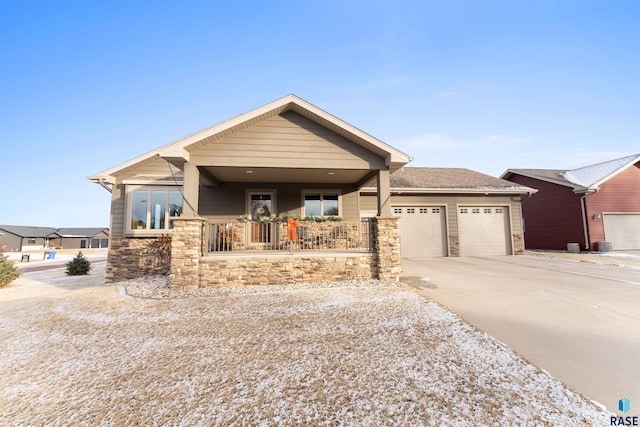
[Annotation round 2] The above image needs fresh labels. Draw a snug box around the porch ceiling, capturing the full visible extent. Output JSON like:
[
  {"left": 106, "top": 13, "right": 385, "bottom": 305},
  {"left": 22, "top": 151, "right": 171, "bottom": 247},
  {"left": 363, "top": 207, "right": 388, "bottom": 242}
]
[{"left": 201, "top": 166, "right": 375, "bottom": 185}]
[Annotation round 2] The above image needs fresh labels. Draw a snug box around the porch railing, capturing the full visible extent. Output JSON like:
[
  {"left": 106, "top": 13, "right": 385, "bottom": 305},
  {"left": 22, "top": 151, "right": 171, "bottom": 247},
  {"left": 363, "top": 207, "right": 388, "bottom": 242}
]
[{"left": 206, "top": 219, "right": 373, "bottom": 254}]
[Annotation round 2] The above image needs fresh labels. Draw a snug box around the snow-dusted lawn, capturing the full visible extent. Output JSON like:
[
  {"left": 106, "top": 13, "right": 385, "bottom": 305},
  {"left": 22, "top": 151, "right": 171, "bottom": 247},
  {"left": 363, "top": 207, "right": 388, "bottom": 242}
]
[{"left": 0, "top": 266, "right": 609, "bottom": 426}]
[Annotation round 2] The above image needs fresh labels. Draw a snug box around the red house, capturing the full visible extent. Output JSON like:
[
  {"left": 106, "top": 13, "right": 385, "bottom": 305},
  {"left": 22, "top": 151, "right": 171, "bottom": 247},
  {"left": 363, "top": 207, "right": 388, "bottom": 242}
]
[{"left": 502, "top": 154, "right": 640, "bottom": 251}]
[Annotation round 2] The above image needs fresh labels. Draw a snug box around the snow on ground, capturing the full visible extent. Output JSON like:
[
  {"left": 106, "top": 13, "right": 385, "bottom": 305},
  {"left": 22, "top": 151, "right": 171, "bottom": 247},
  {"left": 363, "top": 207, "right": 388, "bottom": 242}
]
[{"left": 0, "top": 265, "right": 610, "bottom": 426}]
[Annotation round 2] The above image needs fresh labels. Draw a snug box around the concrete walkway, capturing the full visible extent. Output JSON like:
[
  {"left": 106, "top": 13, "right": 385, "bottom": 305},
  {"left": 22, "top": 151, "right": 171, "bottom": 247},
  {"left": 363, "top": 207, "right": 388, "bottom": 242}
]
[{"left": 401, "top": 255, "right": 640, "bottom": 412}]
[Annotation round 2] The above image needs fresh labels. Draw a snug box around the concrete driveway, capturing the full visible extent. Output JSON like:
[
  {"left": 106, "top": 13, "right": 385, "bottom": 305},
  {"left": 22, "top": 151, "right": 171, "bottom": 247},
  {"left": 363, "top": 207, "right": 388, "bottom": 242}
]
[{"left": 401, "top": 255, "right": 640, "bottom": 412}]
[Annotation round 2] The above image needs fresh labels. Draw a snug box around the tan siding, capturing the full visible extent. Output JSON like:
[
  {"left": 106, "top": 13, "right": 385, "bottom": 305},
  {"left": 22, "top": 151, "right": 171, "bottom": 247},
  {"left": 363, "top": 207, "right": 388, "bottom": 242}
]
[
  {"left": 190, "top": 111, "right": 385, "bottom": 169},
  {"left": 110, "top": 181, "right": 126, "bottom": 237},
  {"left": 116, "top": 156, "right": 183, "bottom": 181},
  {"left": 341, "top": 191, "right": 359, "bottom": 219},
  {"left": 360, "top": 193, "right": 521, "bottom": 235}
]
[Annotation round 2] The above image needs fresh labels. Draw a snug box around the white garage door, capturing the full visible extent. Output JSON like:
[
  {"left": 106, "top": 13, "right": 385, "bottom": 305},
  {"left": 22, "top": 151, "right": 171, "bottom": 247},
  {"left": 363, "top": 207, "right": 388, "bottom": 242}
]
[
  {"left": 395, "top": 207, "right": 447, "bottom": 257},
  {"left": 603, "top": 213, "right": 640, "bottom": 250},
  {"left": 458, "top": 206, "right": 511, "bottom": 256}
]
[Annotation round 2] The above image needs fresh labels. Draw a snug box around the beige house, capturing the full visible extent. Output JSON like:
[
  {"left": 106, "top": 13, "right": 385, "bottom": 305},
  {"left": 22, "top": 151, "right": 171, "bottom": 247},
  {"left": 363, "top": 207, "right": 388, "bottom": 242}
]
[
  {"left": 0, "top": 225, "right": 109, "bottom": 252},
  {"left": 88, "top": 95, "right": 532, "bottom": 288}
]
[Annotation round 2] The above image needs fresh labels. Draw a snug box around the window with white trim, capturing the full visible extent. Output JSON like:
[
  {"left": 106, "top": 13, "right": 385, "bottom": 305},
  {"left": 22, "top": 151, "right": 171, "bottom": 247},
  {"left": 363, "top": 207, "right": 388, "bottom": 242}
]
[
  {"left": 303, "top": 192, "right": 339, "bottom": 216},
  {"left": 394, "top": 208, "right": 402, "bottom": 214},
  {"left": 419, "top": 208, "right": 428, "bottom": 213},
  {"left": 128, "top": 187, "right": 183, "bottom": 232},
  {"left": 496, "top": 208, "right": 504, "bottom": 213},
  {"left": 432, "top": 208, "right": 440, "bottom": 214},
  {"left": 484, "top": 208, "right": 492, "bottom": 213}
]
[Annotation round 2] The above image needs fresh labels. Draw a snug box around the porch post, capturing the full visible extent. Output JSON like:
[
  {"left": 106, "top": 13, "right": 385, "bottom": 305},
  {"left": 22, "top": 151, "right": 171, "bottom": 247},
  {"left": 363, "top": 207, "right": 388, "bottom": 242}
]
[
  {"left": 377, "top": 169, "right": 392, "bottom": 216},
  {"left": 183, "top": 161, "right": 200, "bottom": 217},
  {"left": 169, "top": 217, "right": 205, "bottom": 290},
  {"left": 373, "top": 216, "right": 401, "bottom": 283}
]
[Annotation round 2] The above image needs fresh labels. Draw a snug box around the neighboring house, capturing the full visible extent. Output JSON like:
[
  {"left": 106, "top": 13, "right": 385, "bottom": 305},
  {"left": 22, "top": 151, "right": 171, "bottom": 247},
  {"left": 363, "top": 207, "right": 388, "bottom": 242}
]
[
  {"left": 0, "top": 225, "right": 110, "bottom": 252},
  {"left": 0, "top": 226, "right": 58, "bottom": 252},
  {"left": 55, "top": 228, "right": 110, "bottom": 250},
  {"left": 502, "top": 153, "right": 640, "bottom": 251},
  {"left": 88, "top": 94, "right": 533, "bottom": 288}
]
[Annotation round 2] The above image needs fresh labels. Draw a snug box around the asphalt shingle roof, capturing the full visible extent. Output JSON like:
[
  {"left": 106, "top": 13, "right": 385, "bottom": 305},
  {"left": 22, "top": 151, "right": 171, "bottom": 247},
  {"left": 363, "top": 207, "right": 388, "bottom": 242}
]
[
  {"left": 365, "top": 167, "right": 531, "bottom": 191},
  {"left": 0, "top": 225, "right": 58, "bottom": 238},
  {"left": 0, "top": 226, "right": 108, "bottom": 238}
]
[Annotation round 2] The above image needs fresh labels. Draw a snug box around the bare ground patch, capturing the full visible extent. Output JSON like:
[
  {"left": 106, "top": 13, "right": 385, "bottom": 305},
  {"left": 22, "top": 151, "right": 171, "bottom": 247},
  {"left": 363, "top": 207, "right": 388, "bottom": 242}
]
[{"left": 0, "top": 266, "right": 609, "bottom": 425}]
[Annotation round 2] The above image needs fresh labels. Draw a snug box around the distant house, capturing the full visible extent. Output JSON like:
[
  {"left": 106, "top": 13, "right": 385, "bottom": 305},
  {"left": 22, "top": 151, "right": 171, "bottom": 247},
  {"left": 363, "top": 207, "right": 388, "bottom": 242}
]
[
  {"left": 0, "top": 225, "right": 109, "bottom": 252},
  {"left": 0, "top": 226, "right": 58, "bottom": 252},
  {"left": 55, "top": 228, "right": 110, "bottom": 250},
  {"left": 88, "top": 94, "right": 533, "bottom": 288},
  {"left": 502, "top": 153, "right": 640, "bottom": 251}
]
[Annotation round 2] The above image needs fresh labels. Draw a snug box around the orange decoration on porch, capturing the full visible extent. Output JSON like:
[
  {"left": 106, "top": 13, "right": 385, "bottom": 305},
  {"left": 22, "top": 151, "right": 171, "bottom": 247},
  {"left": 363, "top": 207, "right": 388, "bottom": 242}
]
[{"left": 286, "top": 218, "right": 299, "bottom": 241}]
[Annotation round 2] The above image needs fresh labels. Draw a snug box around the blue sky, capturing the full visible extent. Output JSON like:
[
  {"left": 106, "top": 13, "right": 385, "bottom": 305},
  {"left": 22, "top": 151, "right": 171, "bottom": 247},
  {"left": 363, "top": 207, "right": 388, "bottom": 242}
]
[{"left": 1, "top": 0, "right": 638, "bottom": 227}]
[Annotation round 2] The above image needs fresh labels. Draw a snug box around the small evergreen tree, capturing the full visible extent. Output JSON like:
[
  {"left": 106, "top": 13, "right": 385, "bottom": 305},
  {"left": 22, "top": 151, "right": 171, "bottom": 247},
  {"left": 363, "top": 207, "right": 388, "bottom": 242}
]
[
  {"left": 0, "top": 255, "right": 21, "bottom": 287},
  {"left": 66, "top": 252, "right": 91, "bottom": 276}
]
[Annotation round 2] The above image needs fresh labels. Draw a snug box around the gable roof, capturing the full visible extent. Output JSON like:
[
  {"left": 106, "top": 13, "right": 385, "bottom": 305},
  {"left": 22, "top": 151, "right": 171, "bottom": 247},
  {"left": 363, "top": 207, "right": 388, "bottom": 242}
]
[
  {"left": 88, "top": 94, "right": 412, "bottom": 184},
  {"left": 56, "top": 228, "right": 109, "bottom": 238},
  {"left": 0, "top": 225, "right": 58, "bottom": 238},
  {"left": 0, "top": 226, "right": 109, "bottom": 238},
  {"left": 363, "top": 167, "right": 535, "bottom": 194},
  {"left": 502, "top": 153, "right": 640, "bottom": 192}
]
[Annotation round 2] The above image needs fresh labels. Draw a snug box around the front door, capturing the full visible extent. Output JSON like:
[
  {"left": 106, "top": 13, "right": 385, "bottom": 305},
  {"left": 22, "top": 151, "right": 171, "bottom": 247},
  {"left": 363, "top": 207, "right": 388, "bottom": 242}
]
[{"left": 248, "top": 192, "right": 275, "bottom": 245}]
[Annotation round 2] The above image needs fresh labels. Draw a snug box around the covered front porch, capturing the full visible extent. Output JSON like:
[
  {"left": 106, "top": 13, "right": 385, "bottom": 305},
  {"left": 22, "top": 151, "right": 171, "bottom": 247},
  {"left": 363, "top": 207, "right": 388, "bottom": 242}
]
[
  {"left": 169, "top": 216, "right": 400, "bottom": 288},
  {"left": 155, "top": 97, "right": 411, "bottom": 288}
]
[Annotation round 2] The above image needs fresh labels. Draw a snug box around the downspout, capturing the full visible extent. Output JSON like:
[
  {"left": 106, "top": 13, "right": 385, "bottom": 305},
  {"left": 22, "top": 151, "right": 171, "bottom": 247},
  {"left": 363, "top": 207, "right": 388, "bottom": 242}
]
[{"left": 579, "top": 189, "right": 599, "bottom": 251}]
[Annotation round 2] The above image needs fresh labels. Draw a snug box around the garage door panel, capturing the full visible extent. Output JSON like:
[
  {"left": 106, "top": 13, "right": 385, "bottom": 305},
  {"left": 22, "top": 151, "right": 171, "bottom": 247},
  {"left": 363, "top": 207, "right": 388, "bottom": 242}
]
[
  {"left": 603, "top": 214, "right": 640, "bottom": 250},
  {"left": 458, "top": 207, "right": 511, "bottom": 256},
  {"left": 396, "top": 207, "right": 447, "bottom": 257}
]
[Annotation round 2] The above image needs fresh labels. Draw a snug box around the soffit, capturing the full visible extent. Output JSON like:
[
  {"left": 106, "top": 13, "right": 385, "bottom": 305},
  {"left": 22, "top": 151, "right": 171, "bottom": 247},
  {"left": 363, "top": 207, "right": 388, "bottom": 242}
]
[{"left": 201, "top": 166, "right": 371, "bottom": 184}]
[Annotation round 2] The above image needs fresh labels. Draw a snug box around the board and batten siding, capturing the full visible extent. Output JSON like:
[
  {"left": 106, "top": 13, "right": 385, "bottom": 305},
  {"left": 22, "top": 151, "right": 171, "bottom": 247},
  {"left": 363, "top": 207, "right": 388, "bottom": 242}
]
[{"left": 189, "top": 111, "right": 386, "bottom": 169}]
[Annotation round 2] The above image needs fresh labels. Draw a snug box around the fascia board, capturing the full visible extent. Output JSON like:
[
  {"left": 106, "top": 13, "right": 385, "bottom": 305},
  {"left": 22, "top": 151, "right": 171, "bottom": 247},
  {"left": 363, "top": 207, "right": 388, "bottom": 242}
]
[
  {"left": 503, "top": 169, "right": 585, "bottom": 192},
  {"left": 360, "top": 186, "right": 536, "bottom": 195},
  {"left": 158, "top": 94, "right": 411, "bottom": 164},
  {"left": 287, "top": 96, "right": 411, "bottom": 164}
]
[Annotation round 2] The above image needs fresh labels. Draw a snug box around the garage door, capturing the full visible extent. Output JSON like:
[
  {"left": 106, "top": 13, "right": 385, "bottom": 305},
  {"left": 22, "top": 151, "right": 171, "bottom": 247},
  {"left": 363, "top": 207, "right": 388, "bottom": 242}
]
[
  {"left": 458, "top": 206, "right": 511, "bottom": 256},
  {"left": 395, "top": 207, "right": 447, "bottom": 257},
  {"left": 603, "top": 213, "right": 640, "bottom": 250}
]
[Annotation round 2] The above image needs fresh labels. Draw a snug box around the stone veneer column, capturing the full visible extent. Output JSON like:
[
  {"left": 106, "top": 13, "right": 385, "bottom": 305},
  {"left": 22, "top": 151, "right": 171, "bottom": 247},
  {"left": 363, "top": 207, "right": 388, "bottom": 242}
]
[
  {"left": 373, "top": 216, "right": 401, "bottom": 283},
  {"left": 170, "top": 217, "right": 206, "bottom": 290}
]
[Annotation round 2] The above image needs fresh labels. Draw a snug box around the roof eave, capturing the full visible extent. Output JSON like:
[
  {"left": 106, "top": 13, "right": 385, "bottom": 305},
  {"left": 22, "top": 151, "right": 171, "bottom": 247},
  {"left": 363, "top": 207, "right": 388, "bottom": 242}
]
[
  {"left": 361, "top": 186, "right": 536, "bottom": 195},
  {"left": 502, "top": 169, "right": 584, "bottom": 191}
]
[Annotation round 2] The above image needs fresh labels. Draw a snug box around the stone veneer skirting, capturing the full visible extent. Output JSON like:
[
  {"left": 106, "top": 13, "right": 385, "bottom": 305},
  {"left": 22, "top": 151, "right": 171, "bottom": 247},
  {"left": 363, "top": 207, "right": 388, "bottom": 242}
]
[
  {"left": 106, "top": 236, "right": 171, "bottom": 283},
  {"left": 193, "top": 253, "right": 375, "bottom": 289},
  {"left": 169, "top": 216, "right": 402, "bottom": 289}
]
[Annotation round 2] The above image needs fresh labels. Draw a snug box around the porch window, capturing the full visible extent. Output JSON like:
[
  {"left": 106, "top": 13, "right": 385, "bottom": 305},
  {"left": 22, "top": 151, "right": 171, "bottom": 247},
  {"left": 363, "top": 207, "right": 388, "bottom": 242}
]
[
  {"left": 304, "top": 192, "right": 339, "bottom": 216},
  {"left": 128, "top": 187, "right": 183, "bottom": 233}
]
